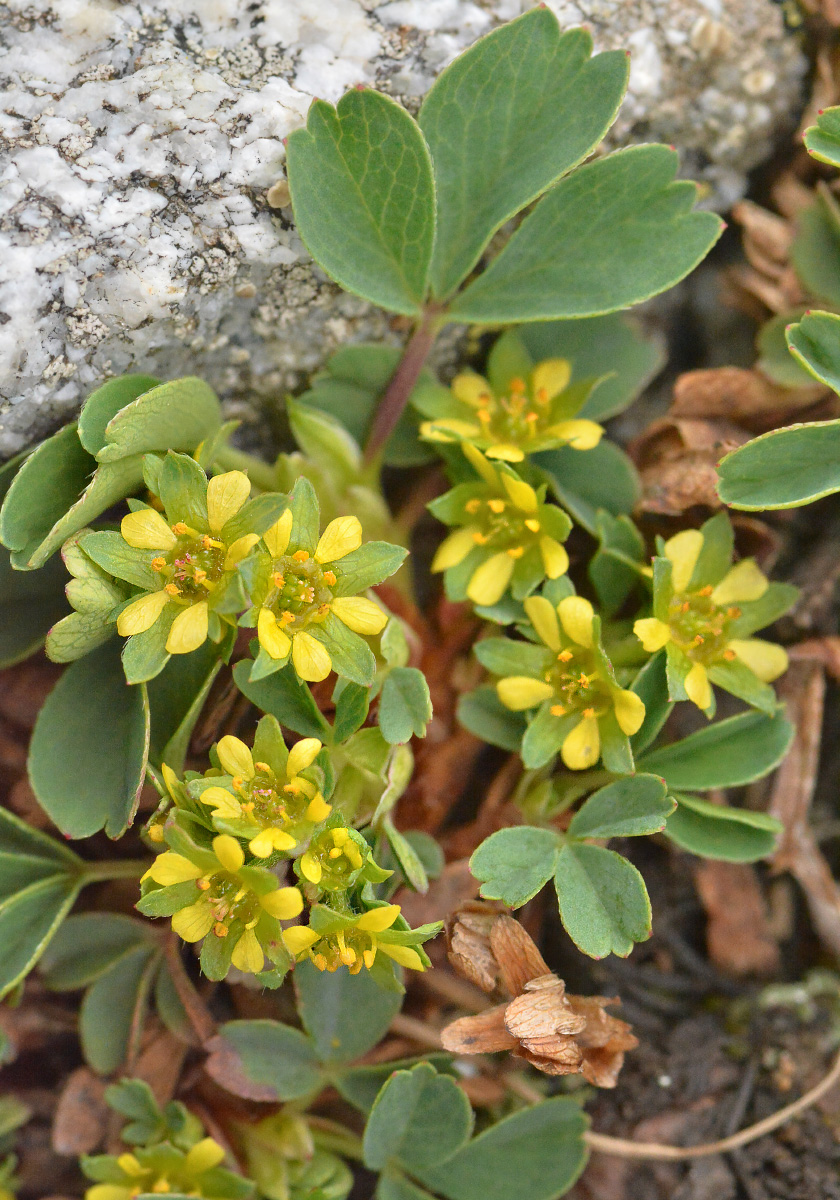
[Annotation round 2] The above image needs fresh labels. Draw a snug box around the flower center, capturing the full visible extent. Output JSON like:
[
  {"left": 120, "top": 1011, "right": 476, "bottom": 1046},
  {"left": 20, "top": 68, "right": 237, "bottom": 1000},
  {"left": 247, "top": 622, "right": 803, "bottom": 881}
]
[
  {"left": 308, "top": 828, "right": 364, "bottom": 885},
  {"left": 464, "top": 497, "right": 539, "bottom": 551},
  {"left": 153, "top": 534, "right": 226, "bottom": 602},
  {"left": 266, "top": 553, "right": 336, "bottom": 629},
  {"left": 198, "top": 871, "right": 259, "bottom": 938},
  {"left": 546, "top": 649, "right": 611, "bottom": 719},
  {"left": 310, "top": 927, "right": 373, "bottom": 975},
  {"left": 472, "top": 378, "right": 549, "bottom": 445},
  {"left": 667, "top": 588, "right": 740, "bottom": 664},
  {"left": 235, "top": 766, "right": 310, "bottom": 829}
]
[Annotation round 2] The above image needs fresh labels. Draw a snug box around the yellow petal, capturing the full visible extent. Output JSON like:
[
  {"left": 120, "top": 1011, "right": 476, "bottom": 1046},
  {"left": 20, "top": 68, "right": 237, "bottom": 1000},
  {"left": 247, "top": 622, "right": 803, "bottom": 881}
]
[
  {"left": 664, "top": 529, "right": 703, "bottom": 593},
  {"left": 264, "top": 508, "right": 293, "bottom": 557},
  {"left": 87, "top": 1186, "right": 135, "bottom": 1200},
  {"left": 467, "top": 552, "right": 514, "bottom": 606},
  {"left": 120, "top": 508, "right": 176, "bottom": 551},
  {"left": 250, "top": 828, "right": 294, "bottom": 857},
  {"left": 711, "top": 560, "right": 768, "bottom": 605},
  {"left": 161, "top": 763, "right": 180, "bottom": 801},
  {"left": 216, "top": 735, "right": 255, "bottom": 780},
  {"left": 485, "top": 443, "right": 525, "bottom": 462},
  {"left": 420, "top": 418, "right": 480, "bottom": 442},
  {"left": 729, "top": 638, "right": 788, "bottom": 682},
  {"left": 292, "top": 630, "right": 332, "bottom": 682},
  {"left": 282, "top": 926, "right": 320, "bottom": 957},
  {"left": 496, "top": 676, "right": 555, "bottom": 711},
  {"left": 531, "top": 357, "right": 571, "bottom": 402},
  {"left": 146, "top": 852, "right": 202, "bottom": 886},
  {"left": 500, "top": 472, "right": 538, "bottom": 513},
  {"left": 212, "top": 833, "right": 244, "bottom": 873},
  {"left": 684, "top": 662, "right": 712, "bottom": 710},
  {"left": 461, "top": 441, "right": 499, "bottom": 487},
  {"left": 201, "top": 786, "right": 243, "bottom": 819},
  {"left": 539, "top": 536, "right": 569, "bottom": 580},
  {"left": 377, "top": 942, "right": 424, "bottom": 971},
  {"left": 557, "top": 595, "right": 595, "bottom": 647},
  {"left": 231, "top": 928, "right": 264, "bottom": 974},
  {"left": 258, "top": 608, "right": 292, "bottom": 660},
  {"left": 306, "top": 793, "right": 332, "bottom": 822},
  {"left": 547, "top": 419, "right": 603, "bottom": 451},
  {"left": 184, "top": 1138, "right": 226, "bottom": 1174},
  {"left": 356, "top": 903, "right": 401, "bottom": 932},
  {"left": 634, "top": 617, "right": 671, "bottom": 652},
  {"left": 431, "top": 526, "right": 477, "bottom": 572},
  {"left": 224, "top": 533, "right": 260, "bottom": 569},
  {"left": 524, "top": 595, "right": 560, "bottom": 650},
  {"left": 300, "top": 850, "right": 322, "bottom": 884},
  {"left": 287, "top": 737, "right": 322, "bottom": 777},
  {"left": 452, "top": 372, "right": 492, "bottom": 408},
  {"left": 171, "top": 901, "right": 214, "bottom": 943},
  {"left": 166, "top": 601, "right": 209, "bottom": 654},
  {"left": 613, "top": 688, "right": 646, "bottom": 736},
  {"left": 207, "top": 470, "right": 251, "bottom": 532},
  {"left": 561, "top": 716, "right": 600, "bottom": 770},
  {"left": 116, "top": 1154, "right": 143, "bottom": 1177},
  {"left": 315, "top": 515, "right": 362, "bottom": 564},
  {"left": 260, "top": 886, "right": 305, "bottom": 920},
  {"left": 330, "top": 595, "right": 388, "bottom": 636},
  {"left": 117, "top": 589, "right": 169, "bottom": 637}
]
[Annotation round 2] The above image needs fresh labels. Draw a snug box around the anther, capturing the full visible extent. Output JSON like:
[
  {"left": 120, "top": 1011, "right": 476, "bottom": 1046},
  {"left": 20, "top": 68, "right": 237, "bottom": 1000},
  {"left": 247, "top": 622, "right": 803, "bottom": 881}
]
[
  {"left": 293, "top": 550, "right": 309, "bottom": 562},
  {"left": 151, "top": 557, "right": 166, "bottom": 571},
  {"left": 323, "top": 570, "right": 337, "bottom": 586},
  {"left": 487, "top": 498, "right": 506, "bottom": 513},
  {"left": 164, "top": 583, "right": 181, "bottom": 596},
  {"left": 507, "top": 545, "right": 525, "bottom": 558}
]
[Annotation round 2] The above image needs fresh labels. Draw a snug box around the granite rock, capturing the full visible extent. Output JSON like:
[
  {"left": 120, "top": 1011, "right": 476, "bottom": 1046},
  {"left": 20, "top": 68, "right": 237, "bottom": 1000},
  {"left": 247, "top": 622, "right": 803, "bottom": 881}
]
[{"left": 0, "top": 0, "right": 806, "bottom": 457}]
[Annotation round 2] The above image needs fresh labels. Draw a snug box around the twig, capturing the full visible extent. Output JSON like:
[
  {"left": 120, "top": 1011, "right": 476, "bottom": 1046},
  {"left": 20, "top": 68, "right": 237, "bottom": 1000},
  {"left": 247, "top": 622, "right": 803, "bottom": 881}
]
[
  {"left": 390, "top": 1012, "right": 840, "bottom": 1162},
  {"left": 363, "top": 307, "right": 442, "bottom": 464},
  {"left": 163, "top": 933, "right": 216, "bottom": 1044}
]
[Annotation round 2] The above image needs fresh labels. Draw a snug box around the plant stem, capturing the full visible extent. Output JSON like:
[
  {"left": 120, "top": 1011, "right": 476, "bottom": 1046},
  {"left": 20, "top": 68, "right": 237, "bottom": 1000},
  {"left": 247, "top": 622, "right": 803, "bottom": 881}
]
[
  {"left": 214, "top": 444, "right": 279, "bottom": 493},
  {"left": 164, "top": 933, "right": 217, "bottom": 1044},
  {"left": 363, "top": 306, "right": 443, "bottom": 465},
  {"left": 80, "top": 858, "right": 150, "bottom": 884}
]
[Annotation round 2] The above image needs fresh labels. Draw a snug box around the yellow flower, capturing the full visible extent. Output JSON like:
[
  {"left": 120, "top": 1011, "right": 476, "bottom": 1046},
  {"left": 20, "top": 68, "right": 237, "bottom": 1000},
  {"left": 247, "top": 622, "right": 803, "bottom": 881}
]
[
  {"left": 298, "top": 823, "right": 369, "bottom": 891},
  {"left": 83, "top": 1137, "right": 230, "bottom": 1200},
  {"left": 283, "top": 904, "right": 425, "bottom": 975}
]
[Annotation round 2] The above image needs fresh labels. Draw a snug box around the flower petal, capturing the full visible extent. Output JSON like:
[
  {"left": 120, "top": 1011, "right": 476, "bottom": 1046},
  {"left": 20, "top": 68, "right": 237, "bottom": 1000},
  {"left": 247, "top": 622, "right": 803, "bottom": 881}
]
[
  {"left": 120, "top": 509, "right": 176, "bottom": 551},
  {"left": 315, "top": 515, "right": 362, "bottom": 564},
  {"left": 684, "top": 662, "right": 712, "bottom": 710},
  {"left": 171, "top": 901, "right": 214, "bottom": 943},
  {"left": 201, "top": 786, "right": 243, "bottom": 819},
  {"left": 146, "top": 852, "right": 202, "bottom": 886},
  {"left": 184, "top": 1138, "right": 226, "bottom": 1174},
  {"left": 117, "top": 589, "right": 169, "bottom": 637},
  {"left": 330, "top": 595, "right": 388, "bottom": 635},
  {"left": 467, "top": 552, "right": 514, "bottom": 606},
  {"left": 634, "top": 617, "right": 671, "bottom": 652},
  {"left": 561, "top": 716, "right": 600, "bottom": 770},
  {"left": 453, "top": 372, "right": 492, "bottom": 408},
  {"left": 207, "top": 471, "right": 251, "bottom": 532},
  {"left": 306, "top": 793, "right": 332, "bottom": 822},
  {"left": 258, "top": 608, "right": 292, "bottom": 660},
  {"left": 291, "top": 631, "right": 332, "bottom": 682},
  {"left": 249, "top": 828, "right": 296, "bottom": 857},
  {"left": 496, "top": 676, "right": 555, "bottom": 711},
  {"left": 485, "top": 444, "right": 525, "bottom": 462},
  {"left": 531, "top": 358, "right": 571, "bottom": 402},
  {"left": 260, "top": 886, "right": 305, "bottom": 920},
  {"left": 420, "top": 418, "right": 480, "bottom": 442},
  {"left": 729, "top": 638, "right": 788, "bottom": 682},
  {"left": 216, "top": 735, "right": 255, "bottom": 780},
  {"left": 500, "top": 472, "right": 538, "bottom": 513},
  {"left": 356, "top": 904, "right": 401, "bottom": 932},
  {"left": 166, "top": 601, "right": 209, "bottom": 654},
  {"left": 711, "top": 560, "right": 768, "bottom": 605},
  {"left": 224, "top": 533, "right": 260, "bottom": 569},
  {"left": 613, "top": 688, "right": 646, "bottom": 736},
  {"left": 287, "top": 737, "right": 322, "bottom": 777},
  {"left": 431, "top": 526, "right": 478, "bottom": 572},
  {"left": 231, "top": 928, "right": 264, "bottom": 974},
  {"left": 461, "top": 441, "right": 499, "bottom": 487},
  {"left": 557, "top": 595, "right": 595, "bottom": 648},
  {"left": 524, "top": 595, "right": 561, "bottom": 650},
  {"left": 264, "top": 508, "right": 293, "bottom": 558},
  {"left": 539, "top": 535, "right": 569, "bottom": 580},
  {"left": 547, "top": 419, "right": 603, "bottom": 451},
  {"left": 212, "top": 833, "right": 244, "bottom": 873},
  {"left": 377, "top": 942, "right": 425, "bottom": 970},
  {"left": 299, "top": 850, "right": 322, "bottom": 884},
  {"left": 664, "top": 529, "right": 703, "bottom": 593},
  {"left": 87, "top": 1186, "right": 136, "bottom": 1200},
  {"left": 283, "top": 926, "right": 320, "bottom": 957}
]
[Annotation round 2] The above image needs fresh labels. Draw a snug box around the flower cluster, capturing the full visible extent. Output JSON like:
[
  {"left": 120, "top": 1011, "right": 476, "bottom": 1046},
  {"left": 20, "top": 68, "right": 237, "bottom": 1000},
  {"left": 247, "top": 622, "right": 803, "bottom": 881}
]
[
  {"left": 633, "top": 513, "right": 796, "bottom": 715},
  {"left": 283, "top": 901, "right": 435, "bottom": 977},
  {"left": 82, "top": 1136, "right": 250, "bottom": 1200},
  {"left": 483, "top": 592, "right": 645, "bottom": 772},
  {"left": 429, "top": 444, "right": 572, "bottom": 608},
  {"left": 413, "top": 333, "right": 603, "bottom": 463}
]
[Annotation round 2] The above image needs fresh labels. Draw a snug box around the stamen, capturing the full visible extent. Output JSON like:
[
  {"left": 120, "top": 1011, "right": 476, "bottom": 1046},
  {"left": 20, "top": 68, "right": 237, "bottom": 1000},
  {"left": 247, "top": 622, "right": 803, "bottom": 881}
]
[
  {"left": 272, "top": 572, "right": 286, "bottom": 588},
  {"left": 558, "top": 650, "right": 573, "bottom": 662},
  {"left": 698, "top": 585, "right": 714, "bottom": 596},
  {"left": 293, "top": 550, "right": 309, "bottom": 562},
  {"left": 151, "top": 557, "right": 166, "bottom": 571},
  {"left": 524, "top": 518, "right": 540, "bottom": 532},
  {"left": 213, "top": 922, "right": 228, "bottom": 937},
  {"left": 164, "top": 583, "right": 181, "bottom": 596},
  {"left": 465, "top": 499, "right": 482, "bottom": 514},
  {"left": 550, "top": 704, "right": 566, "bottom": 716},
  {"left": 487, "top": 499, "right": 506, "bottom": 514},
  {"left": 506, "top": 545, "right": 525, "bottom": 558},
  {"left": 323, "top": 570, "right": 337, "bottom": 586}
]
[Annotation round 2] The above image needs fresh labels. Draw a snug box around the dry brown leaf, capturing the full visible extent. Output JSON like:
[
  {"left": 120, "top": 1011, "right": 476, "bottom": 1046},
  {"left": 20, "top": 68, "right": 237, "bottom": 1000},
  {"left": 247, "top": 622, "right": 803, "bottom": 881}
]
[
  {"left": 693, "top": 860, "right": 780, "bottom": 976},
  {"left": 440, "top": 1005, "right": 517, "bottom": 1054},
  {"left": 446, "top": 901, "right": 508, "bottom": 993},
  {"left": 669, "top": 369, "right": 826, "bottom": 430},
  {"left": 504, "top": 977, "right": 586, "bottom": 1041},
  {"left": 51, "top": 1068, "right": 109, "bottom": 1156},
  {"left": 490, "top": 914, "right": 551, "bottom": 997}
]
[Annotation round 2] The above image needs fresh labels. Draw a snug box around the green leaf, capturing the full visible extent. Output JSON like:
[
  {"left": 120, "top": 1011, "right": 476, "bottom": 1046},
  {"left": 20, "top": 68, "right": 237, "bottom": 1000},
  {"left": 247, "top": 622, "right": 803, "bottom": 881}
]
[
  {"left": 40, "top": 913, "right": 152, "bottom": 990},
  {"left": 416, "top": 1097, "right": 588, "bottom": 1200},
  {"left": 206, "top": 1020, "right": 322, "bottom": 1102},
  {"left": 589, "top": 512, "right": 645, "bottom": 614},
  {"left": 332, "top": 681, "right": 370, "bottom": 743},
  {"left": 471, "top": 826, "right": 559, "bottom": 909},
  {"left": 717, "top": 418, "right": 840, "bottom": 510},
  {"left": 756, "top": 310, "right": 814, "bottom": 388},
  {"left": 638, "top": 710, "right": 794, "bottom": 790},
  {"left": 665, "top": 793, "right": 782, "bottom": 862},
  {"left": 332, "top": 542, "right": 408, "bottom": 596},
  {"left": 295, "top": 958, "right": 401, "bottom": 1065},
  {"left": 28, "top": 639, "right": 150, "bottom": 838},
  {"left": 378, "top": 668, "right": 432, "bottom": 744},
  {"left": 519, "top": 314, "right": 664, "bottom": 421},
  {"left": 805, "top": 104, "right": 840, "bottom": 167},
  {"left": 473, "top": 638, "right": 548, "bottom": 679},
  {"left": 94, "top": 377, "right": 222, "bottom": 464},
  {"left": 536, "top": 440, "right": 641, "bottom": 533},
  {"left": 449, "top": 145, "right": 723, "bottom": 323},
  {"left": 77, "top": 374, "right": 161, "bottom": 455},
  {"left": 80, "top": 945, "right": 156, "bottom": 1074},
  {"left": 567, "top": 775, "right": 673, "bottom": 840},
  {"left": 146, "top": 641, "right": 222, "bottom": 771},
  {"left": 287, "top": 90, "right": 435, "bottom": 315},
  {"left": 363, "top": 1063, "right": 473, "bottom": 1172},
  {"left": 788, "top": 309, "right": 840, "bottom": 395},
  {"left": 456, "top": 686, "right": 526, "bottom": 752},
  {"left": 790, "top": 199, "right": 840, "bottom": 309},
  {"left": 232, "top": 659, "right": 331, "bottom": 740},
  {"left": 418, "top": 11, "right": 628, "bottom": 299},
  {"left": 376, "top": 1175, "right": 438, "bottom": 1200},
  {"left": 335, "top": 1055, "right": 455, "bottom": 1115},
  {"left": 554, "top": 843, "right": 651, "bottom": 958},
  {"left": 0, "top": 547, "right": 69, "bottom": 668},
  {"left": 383, "top": 820, "right": 429, "bottom": 893},
  {"left": 629, "top": 650, "right": 673, "bottom": 756}
]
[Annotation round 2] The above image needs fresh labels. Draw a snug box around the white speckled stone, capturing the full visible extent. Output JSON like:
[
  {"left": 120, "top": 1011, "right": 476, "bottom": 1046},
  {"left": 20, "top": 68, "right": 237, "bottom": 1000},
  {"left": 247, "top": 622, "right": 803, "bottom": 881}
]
[{"left": 0, "top": 0, "right": 805, "bottom": 456}]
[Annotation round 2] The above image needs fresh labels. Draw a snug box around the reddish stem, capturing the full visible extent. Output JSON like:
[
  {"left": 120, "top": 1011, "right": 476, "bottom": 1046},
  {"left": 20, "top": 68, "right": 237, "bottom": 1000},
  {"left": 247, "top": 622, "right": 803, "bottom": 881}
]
[{"left": 363, "top": 306, "right": 442, "bottom": 464}]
